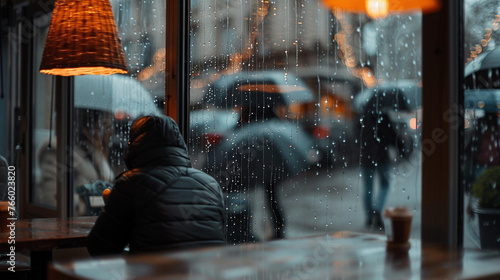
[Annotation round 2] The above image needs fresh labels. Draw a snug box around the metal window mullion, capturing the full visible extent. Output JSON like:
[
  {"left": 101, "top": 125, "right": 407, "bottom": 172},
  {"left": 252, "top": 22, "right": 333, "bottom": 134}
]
[
  {"left": 450, "top": 0, "right": 464, "bottom": 250},
  {"left": 55, "top": 76, "right": 74, "bottom": 218},
  {"left": 421, "top": 0, "right": 463, "bottom": 249},
  {"left": 165, "top": 0, "right": 190, "bottom": 142}
]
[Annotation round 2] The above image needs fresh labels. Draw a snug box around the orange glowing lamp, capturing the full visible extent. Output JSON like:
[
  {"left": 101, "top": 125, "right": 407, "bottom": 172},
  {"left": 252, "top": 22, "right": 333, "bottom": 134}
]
[
  {"left": 366, "top": 0, "right": 389, "bottom": 19},
  {"left": 321, "top": 0, "right": 441, "bottom": 19},
  {"left": 39, "top": 0, "right": 128, "bottom": 76}
]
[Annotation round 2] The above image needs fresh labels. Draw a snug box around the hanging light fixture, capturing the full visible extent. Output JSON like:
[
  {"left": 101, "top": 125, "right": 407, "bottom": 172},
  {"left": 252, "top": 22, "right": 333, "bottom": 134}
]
[
  {"left": 39, "top": 0, "right": 128, "bottom": 76},
  {"left": 322, "top": 0, "right": 441, "bottom": 19},
  {"left": 365, "top": 0, "right": 389, "bottom": 19}
]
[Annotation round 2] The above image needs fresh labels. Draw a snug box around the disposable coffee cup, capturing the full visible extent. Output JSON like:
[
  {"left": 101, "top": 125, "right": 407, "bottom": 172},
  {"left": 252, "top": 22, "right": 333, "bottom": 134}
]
[
  {"left": 0, "top": 201, "right": 10, "bottom": 233},
  {"left": 102, "top": 188, "right": 111, "bottom": 203},
  {"left": 384, "top": 207, "right": 413, "bottom": 249}
]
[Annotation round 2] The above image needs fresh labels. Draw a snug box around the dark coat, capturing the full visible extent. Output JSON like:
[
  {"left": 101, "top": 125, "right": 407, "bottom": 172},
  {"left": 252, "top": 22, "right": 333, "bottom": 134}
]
[
  {"left": 360, "top": 112, "right": 398, "bottom": 166},
  {"left": 87, "top": 115, "right": 225, "bottom": 256}
]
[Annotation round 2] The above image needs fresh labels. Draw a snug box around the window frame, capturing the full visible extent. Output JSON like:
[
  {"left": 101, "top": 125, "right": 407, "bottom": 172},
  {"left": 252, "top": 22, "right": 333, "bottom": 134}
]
[
  {"left": 165, "top": 0, "right": 190, "bottom": 140},
  {"left": 18, "top": 2, "right": 75, "bottom": 218},
  {"left": 18, "top": 2, "right": 73, "bottom": 218},
  {"left": 421, "top": 0, "right": 464, "bottom": 249}
]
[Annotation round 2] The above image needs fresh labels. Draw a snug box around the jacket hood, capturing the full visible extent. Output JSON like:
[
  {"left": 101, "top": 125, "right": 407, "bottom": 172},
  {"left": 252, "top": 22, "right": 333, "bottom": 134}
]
[{"left": 124, "top": 115, "right": 191, "bottom": 169}]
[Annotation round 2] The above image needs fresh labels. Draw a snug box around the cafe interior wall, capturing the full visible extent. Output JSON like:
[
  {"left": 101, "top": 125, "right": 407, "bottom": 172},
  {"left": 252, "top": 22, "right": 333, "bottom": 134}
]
[
  {"left": 0, "top": 2, "right": 20, "bottom": 176},
  {"left": 0, "top": 37, "right": 6, "bottom": 159},
  {"left": 0, "top": 0, "right": 479, "bottom": 249}
]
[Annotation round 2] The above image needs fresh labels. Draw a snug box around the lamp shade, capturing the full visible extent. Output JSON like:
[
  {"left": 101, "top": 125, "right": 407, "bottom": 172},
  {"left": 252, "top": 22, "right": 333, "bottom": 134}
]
[
  {"left": 39, "top": 0, "right": 128, "bottom": 76},
  {"left": 322, "top": 0, "right": 441, "bottom": 15}
]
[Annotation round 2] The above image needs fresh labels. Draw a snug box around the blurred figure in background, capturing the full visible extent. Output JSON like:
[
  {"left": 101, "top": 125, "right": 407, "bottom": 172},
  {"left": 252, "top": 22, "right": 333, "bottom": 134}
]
[
  {"left": 37, "top": 109, "right": 114, "bottom": 215},
  {"left": 360, "top": 111, "right": 398, "bottom": 231},
  {"left": 473, "top": 113, "right": 500, "bottom": 177},
  {"left": 137, "top": 48, "right": 166, "bottom": 109}
]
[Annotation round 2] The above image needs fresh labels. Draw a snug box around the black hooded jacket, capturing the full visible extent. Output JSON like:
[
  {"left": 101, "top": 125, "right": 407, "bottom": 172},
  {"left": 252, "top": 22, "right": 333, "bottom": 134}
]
[{"left": 87, "top": 115, "right": 225, "bottom": 256}]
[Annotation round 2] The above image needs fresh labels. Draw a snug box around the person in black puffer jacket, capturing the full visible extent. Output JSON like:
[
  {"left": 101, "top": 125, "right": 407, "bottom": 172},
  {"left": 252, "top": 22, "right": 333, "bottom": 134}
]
[{"left": 86, "top": 115, "right": 225, "bottom": 256}]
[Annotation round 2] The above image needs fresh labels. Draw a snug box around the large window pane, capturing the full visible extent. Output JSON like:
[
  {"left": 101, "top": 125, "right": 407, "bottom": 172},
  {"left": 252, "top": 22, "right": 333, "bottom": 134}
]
[
  {"left": 463, "top": 0, "right": 500, "bottom": 250},
  {"left": 33, "top": 0, "right": 165, "bottom": 216},
  {"left": 189, "top": 0, "right": 422, "bottom": 243},
  {"left": 71, "top": 0, "right": 165, "bottom": 216}
]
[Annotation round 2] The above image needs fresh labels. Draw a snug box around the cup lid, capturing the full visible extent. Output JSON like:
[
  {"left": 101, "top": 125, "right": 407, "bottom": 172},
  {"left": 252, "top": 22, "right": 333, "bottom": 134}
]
[{"left": 384, "top": 207, "right": 413, "bottom": 218}]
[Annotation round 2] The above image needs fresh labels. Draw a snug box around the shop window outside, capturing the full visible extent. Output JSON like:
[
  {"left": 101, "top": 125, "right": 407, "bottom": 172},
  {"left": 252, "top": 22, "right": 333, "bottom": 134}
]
[{"left": 31, "top": 0, "right": 165, "bottom": 215}]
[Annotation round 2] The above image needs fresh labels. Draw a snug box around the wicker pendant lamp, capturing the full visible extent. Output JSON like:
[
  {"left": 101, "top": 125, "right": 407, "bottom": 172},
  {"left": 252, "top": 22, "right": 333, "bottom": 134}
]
[
  {"left": 322, "top": 0, "right": 441, "bottom": 19},
  {"left": 39, "top": 0, "right": 128, "bottom": 76}
]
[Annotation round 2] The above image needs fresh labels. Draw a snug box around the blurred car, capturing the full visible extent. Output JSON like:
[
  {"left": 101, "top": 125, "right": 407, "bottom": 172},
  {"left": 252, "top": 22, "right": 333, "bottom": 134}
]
[
  {"left": 464, "top": 89, "right": 500, "bottom": 114},
  {"left": 189, "top": 108, "right": 241, "bottom": 169},
  {"left": 298, "top": 71, "right": 363, "bottom": 168},
  {"left": 190, "top": 70, "right": 322, "bottom": 169}
]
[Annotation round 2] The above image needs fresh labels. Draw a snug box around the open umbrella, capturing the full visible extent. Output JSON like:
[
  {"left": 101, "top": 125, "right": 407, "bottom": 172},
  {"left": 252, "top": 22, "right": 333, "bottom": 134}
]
[
  {"left": 353, "top": 81, "right": 422, "bottom": 114},
  {"left": 209, "top": 119, "right": 317, "bottom": 183},
  {"left": 465, "top": 47, "right": 500, "bottom": 77},
  {"left": 207, "top": 118, "right": 318, "bottom": 243},
  {"left": 74, "top": 74, "right": 161, "bottom": 118},
  {"left": 204, "top": 71, "right": 314, "bottom": 109},
  {"left": 465, "top": 47, "right": 500, "bottom": 89}
]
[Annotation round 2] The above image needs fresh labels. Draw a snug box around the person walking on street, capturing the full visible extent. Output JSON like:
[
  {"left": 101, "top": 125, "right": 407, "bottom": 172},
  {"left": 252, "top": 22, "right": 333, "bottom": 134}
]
[{"left": 360, "top": 110, "right": 398, "bottom": 231}]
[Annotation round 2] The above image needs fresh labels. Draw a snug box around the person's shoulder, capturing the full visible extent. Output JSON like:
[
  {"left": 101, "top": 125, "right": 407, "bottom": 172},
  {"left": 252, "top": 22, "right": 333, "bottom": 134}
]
[
  {"left": 187, "top": 168, "right": 218, "bottom": 182},
  {"left": 113, "top": 168, "right": 157, "bottom": 187},
  {"left": 114, "top": 168, "right": 136, "bottom": 179},
  {"left": 185, "top": 168, "right": 221, "bottom": 192},
  {"left": 112, "top": 168, "right": 172, "bottom": 199}
]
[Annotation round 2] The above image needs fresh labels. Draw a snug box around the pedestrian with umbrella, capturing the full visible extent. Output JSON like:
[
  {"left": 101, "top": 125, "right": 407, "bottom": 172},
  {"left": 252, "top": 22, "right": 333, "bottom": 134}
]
[
  {"left": 463, "top": 47, "right": 500, "bottom": 185},
  {"left": 205, "top": 71, "right": 318, "bottom": 243},
  {"left": 36, "top": 74, "right": 160, "bottom": 215},
  {"left": 356, "top": 84, "right": 416, "bottom": 230}
]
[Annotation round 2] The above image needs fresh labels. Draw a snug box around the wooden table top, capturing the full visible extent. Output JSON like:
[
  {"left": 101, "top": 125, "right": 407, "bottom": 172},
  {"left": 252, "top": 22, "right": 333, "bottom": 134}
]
[
  {"left": 49, "top": 231, "right": 500, "bottom": 280},
  {"left": 0, "top": 216, "right": 96, "bottom": 252}
]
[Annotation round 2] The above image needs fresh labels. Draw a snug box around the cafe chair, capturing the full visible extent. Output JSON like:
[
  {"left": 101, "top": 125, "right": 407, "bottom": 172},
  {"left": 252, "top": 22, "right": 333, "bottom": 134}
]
[
  {"left": 0, "top": 255, "right": 31, "bottom": 280},
  {"left": 76, "top": 180, "right": 113, "bottom": 216}
]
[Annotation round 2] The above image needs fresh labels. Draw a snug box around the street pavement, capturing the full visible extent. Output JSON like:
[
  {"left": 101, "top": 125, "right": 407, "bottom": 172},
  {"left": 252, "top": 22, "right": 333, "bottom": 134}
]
[
  {"left": 250, "top": 154, "right": 423, "bottom": 241},
  {"left": 248, "top": 152, "right": 480, "bottom": 249}
]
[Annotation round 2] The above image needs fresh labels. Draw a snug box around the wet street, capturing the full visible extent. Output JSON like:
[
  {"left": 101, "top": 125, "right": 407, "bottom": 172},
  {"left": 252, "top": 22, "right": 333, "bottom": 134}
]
[
  {"left": 249, "top": 151, "right": 480, "bottom": 248},
  {"left": 250, "top": 152, "right": 423, "bottom": 241},
  {"left": 193, "top": 146, "right": 480, "bottom": 247}
]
